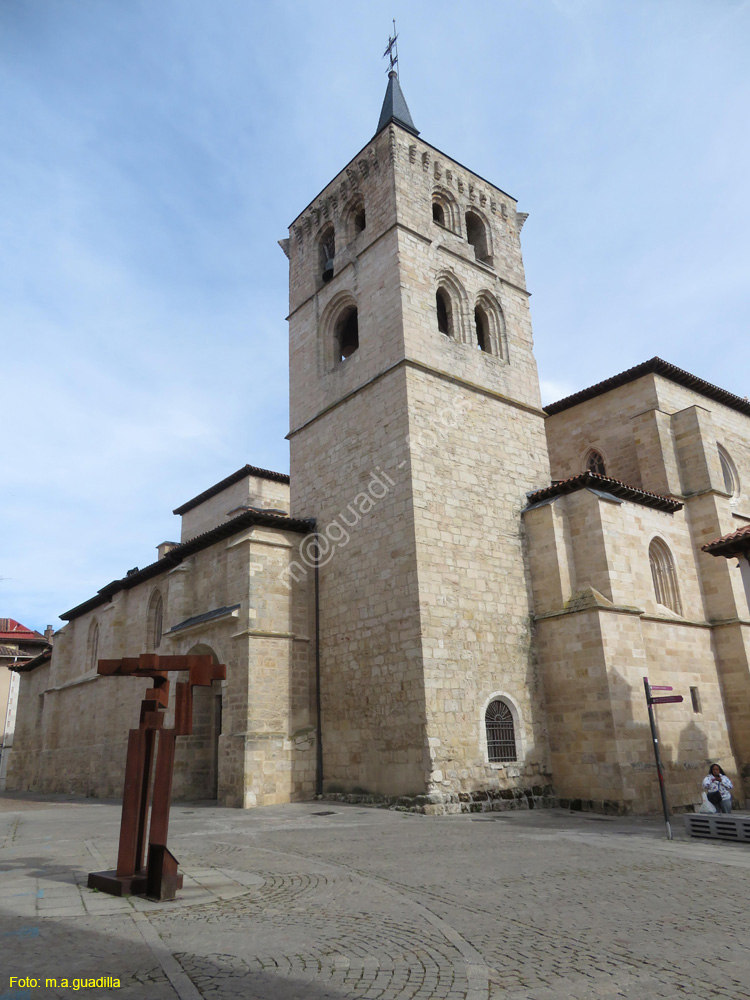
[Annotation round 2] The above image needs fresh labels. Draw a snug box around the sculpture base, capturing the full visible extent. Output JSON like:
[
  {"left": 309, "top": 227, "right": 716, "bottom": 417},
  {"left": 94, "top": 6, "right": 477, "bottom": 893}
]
[
  {"left": 87, "top": 868, "right": 182, "bottom": 898},
  {"left": 87, "top": 869, "right": 147, "bottom": 896}
]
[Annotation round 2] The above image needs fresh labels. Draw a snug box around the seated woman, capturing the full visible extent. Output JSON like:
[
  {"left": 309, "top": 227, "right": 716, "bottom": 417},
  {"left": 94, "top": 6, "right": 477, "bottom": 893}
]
[{"left": 703, "top": 763, "right": 733, "bottom": 813}]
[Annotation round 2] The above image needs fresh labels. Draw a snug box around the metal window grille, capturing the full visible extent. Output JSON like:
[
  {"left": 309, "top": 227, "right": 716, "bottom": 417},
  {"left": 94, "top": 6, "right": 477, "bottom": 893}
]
[{"left": 485, "top": 700, "right": 517, "bottom": 762}]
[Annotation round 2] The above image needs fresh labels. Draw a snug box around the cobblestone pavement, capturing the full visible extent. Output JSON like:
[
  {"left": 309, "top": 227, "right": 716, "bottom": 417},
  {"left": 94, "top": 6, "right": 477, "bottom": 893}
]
[{"left": 1, "top": 795, "right": 749, "bottom": 999}]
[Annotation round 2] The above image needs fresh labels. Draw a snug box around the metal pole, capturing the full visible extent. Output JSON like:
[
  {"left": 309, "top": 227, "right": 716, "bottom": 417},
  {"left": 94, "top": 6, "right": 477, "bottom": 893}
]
[
  {"left": 644, "top": 676, "right": 672, "bottom": 840},
  {"left": 313, "top": 531, "right": 324, "bottom": 798}
]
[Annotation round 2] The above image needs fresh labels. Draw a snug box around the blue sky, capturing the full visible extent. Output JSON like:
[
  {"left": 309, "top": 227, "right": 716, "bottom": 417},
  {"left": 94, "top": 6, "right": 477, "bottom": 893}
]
[{"left": 2, "top": 0, "right": 749, "bottom": 631}]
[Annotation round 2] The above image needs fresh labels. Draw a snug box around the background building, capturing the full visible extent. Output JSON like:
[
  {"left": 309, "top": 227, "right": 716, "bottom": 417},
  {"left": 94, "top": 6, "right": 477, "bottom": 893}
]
[{"left": 0, "top": 618, "right": 51, "bottom": 789}]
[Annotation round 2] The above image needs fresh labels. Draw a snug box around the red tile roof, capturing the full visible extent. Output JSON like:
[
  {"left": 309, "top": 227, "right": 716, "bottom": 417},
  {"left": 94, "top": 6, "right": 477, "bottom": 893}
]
[
  {"left": 0, "top": 619, "right": 44, "bottom": 642},
  {"left": 12, "top": 647, "right": 52, "bottom": 673},
  {"left": 525, "top": 472, "right": 683, "bottom": 513},
  {"left": 702, "top": 523, "right": 750, "bottom": 557}
]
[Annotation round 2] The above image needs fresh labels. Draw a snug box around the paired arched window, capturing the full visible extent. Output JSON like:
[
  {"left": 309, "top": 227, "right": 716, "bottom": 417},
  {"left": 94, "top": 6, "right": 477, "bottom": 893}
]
[
  {"left": 87, "top": 619, "right": 99, "bottom": 672},
  {"left": 434, "top": 280, "right": 504, "bottom": 358},
  {"left": 718, "top": 445, "right": 739, "bottom": 497},
  {"left": 474, "top": 305, "right": 489, "bottom": 352},
  {"left": 318, "top": 224, "right": 336, "bottom": 283},
  {"left": 649, "top": 538, "right": 682, "bottom": 615},
  {"left": 436, "top": 289, "right": 453, "bottom": 337},
  {"left": 432, "top": 189, "right": 458, "bottom": 232},
  {"left": 148, "top": 590, "right": 163, "bottom": 649},
  {"left": 473, "top": 294, "right": 504, "bottom": 357},
  {"left": 345, "top": 198, "right": 366, "bottom": 239},
  {"left": 585, "top": 449, "right": 606, "bottom": 476},
  {"left": 485, "top": 699, "right": 517, "bottom": 762},
  {"left": 435, "top": 274, "right": 465, "bottom": 340}
]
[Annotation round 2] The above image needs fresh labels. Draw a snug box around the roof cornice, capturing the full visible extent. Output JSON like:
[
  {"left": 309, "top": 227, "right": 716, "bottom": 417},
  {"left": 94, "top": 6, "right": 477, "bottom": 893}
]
[
  {"left": 173, "top": 464, "right": 290, "bottom": 515},
  {"left": 702, "top": 523, "right": 750, "bottom": 557},
  {"left": 544, "top": 357, "right": 750, "bottom": 419},
  {"left": 525, "top": 472, "right": 683, "bottom": 513},
  {"left": 61, "top": 509, "right": 314, "bottom": 622}
]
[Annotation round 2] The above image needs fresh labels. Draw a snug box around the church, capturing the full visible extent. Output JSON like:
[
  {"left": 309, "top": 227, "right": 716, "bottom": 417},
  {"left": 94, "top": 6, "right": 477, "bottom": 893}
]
[{"left": 7, "top": 73, "right": 750, "bottom": 815}]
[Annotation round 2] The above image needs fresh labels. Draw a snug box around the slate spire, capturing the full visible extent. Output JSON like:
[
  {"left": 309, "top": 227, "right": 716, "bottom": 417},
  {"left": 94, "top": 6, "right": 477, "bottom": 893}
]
[{"left": 376, "top": 70, "right": 419, "bottom": 136}]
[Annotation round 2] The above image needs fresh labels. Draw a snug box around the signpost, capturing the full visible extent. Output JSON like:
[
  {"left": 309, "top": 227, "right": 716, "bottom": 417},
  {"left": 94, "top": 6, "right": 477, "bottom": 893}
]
[{"left": 643, "top": 677, "right": 683, "bottom": 841}]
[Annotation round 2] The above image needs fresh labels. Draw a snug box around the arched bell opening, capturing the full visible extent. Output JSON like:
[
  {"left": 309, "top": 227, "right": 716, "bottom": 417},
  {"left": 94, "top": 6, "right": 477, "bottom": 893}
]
[
  {"left": 436, "top": 289, "right": 453, "bottom": 336},
  {"left": 465, "top": 210, "right": 492, "bottom": 264},
  {"left": 336, "top": 306, "right": 359, "bottom": 361},
  {"left": 318, "top": 224, "right": 336, "bottom": 283}
]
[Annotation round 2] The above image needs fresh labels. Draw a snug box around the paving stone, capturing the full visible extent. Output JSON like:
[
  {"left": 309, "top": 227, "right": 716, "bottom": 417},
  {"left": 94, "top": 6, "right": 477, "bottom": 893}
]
[{"left": 2, "top": 799, "right": 750, "bottom": 999}]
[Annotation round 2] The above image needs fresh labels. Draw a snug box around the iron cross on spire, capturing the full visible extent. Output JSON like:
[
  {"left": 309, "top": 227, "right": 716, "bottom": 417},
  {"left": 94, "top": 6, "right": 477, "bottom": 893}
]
[{"left": 383, "top": 19, "right": 399, "bottom": 75}]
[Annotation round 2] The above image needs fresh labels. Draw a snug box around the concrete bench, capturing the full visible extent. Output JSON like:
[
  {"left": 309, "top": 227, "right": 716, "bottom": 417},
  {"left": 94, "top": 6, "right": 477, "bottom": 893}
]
[{"left": 684, "top": 813, "right": 750, "bottom": 843}]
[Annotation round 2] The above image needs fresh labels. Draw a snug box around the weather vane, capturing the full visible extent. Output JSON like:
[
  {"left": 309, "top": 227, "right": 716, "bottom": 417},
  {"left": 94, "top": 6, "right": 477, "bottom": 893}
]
[{"left": 383, "top": 19, "right": 399, "bottom": 75}]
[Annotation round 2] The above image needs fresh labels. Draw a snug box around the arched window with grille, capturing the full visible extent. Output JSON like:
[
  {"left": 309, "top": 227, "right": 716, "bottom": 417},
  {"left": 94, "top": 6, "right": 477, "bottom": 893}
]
[
  {"left": 585, "top": 449, "right": 606, "bottom": 476},
  {"left": 649, "top": 538, "right": 682, "bottom": 615},
  {"left": 485, "top": 699, "right": 517, "bottom": 762}
]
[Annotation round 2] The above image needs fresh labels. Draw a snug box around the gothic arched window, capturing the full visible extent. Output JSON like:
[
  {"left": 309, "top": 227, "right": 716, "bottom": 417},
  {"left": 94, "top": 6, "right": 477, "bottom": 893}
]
[
  {"left": 148, "top": 590, "right": 164, "bottom": 649},
  {"left": 649, "top": 538, "right": 682, "bottom": 615},
  {"left": 87, "top": 619, "right": 100, "bottom": 672},
  {"left": 485, "top": 699, "right": 517, "bottom": 762},
  {"left": 718, "top": 445, "right": 739, "bottom": 497},
  {"left": 585, "top": 449, "right": 606, "bottom": 476}
]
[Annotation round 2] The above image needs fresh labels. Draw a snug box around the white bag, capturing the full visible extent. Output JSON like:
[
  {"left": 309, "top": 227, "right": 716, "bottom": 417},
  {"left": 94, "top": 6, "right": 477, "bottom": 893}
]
[{"left": 699, "top": 792, "right": 717, "bottom": 814}]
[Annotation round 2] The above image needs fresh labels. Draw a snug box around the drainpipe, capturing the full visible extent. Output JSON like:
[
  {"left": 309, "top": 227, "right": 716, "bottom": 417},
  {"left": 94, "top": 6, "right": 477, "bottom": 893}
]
[{"left": 313, "top": 530, "right": 323, "bottom": 797}]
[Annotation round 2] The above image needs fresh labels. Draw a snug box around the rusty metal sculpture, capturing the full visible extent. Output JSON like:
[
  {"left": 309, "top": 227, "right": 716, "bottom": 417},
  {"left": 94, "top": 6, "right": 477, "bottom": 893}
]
[{"left": 87, "top": 652, "right": 226, "bottom": 900}]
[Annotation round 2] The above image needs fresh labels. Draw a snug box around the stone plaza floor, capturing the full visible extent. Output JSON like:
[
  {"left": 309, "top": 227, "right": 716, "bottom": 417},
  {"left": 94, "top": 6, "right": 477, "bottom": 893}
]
[{"left": 1, "top": 794, "right": 749, "bottom": 1000}]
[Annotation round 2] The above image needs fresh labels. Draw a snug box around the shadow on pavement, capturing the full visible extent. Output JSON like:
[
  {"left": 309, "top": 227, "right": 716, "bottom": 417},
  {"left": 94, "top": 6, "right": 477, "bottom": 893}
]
[{"left": 0, "top": 907, "right": 351, "bottom": 1000}]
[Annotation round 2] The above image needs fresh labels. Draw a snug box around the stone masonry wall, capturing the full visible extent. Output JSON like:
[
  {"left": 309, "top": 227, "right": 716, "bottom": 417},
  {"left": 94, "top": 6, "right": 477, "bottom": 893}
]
[
  {"left": 6, "top": 520, "right": 316, "bottom": 809},
  {"left": 406, "top": 367, "right": 552, "bottom": 797},
  {"left": 180, "top": 474, "right": 291, "bottom": 543},
  {"left": 290, "top": 368, "right": 428, "bottom": 797},
  {"left": 545, "top": 377, "right": 661, "bottom": 487},
  {"left": 525, "top": 488, "right": 742, "bottom": 811}
]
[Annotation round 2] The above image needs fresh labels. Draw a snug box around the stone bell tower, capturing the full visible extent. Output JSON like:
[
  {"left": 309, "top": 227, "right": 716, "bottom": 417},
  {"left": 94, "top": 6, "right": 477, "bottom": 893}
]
[{"left": 283, "top": 71, "right": 552, "bottom": 804}]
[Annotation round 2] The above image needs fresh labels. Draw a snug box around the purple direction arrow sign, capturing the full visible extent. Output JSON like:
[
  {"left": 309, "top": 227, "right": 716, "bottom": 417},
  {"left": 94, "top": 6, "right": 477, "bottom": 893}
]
[
  {"left": 650, "top": 695, "right": 684, "bottom": 705},
  {"left": 650, "top": 685, "right": 673, "bottom": 691}
]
